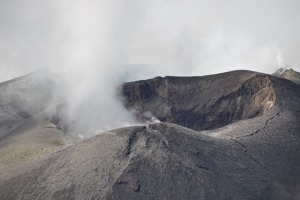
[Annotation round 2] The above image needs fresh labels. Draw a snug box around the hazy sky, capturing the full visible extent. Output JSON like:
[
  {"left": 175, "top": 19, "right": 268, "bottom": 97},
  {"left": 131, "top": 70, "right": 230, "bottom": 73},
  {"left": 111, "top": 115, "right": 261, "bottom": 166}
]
[{"left": 0, "top": 0, "right": 300, "bottom": 82}]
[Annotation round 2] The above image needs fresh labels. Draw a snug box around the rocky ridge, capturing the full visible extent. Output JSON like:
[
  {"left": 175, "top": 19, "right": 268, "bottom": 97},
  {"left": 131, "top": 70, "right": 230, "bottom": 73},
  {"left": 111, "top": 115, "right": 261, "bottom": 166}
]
[{"left": 122, "top": 71, "right": 276, "bottom": 131}]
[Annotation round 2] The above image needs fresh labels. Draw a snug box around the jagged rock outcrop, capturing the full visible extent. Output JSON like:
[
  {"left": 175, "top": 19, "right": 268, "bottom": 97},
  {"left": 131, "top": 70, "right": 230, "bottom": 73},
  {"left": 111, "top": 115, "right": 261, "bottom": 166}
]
[{"left": 122, "top": 71, "right": 276, "bottom": 131}]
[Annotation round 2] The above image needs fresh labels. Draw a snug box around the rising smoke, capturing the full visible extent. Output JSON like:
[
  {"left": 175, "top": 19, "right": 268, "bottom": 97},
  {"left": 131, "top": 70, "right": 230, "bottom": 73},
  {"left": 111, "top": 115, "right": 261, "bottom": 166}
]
[{"left": 0, "top": 0, "right": 299, "bottom": 137}]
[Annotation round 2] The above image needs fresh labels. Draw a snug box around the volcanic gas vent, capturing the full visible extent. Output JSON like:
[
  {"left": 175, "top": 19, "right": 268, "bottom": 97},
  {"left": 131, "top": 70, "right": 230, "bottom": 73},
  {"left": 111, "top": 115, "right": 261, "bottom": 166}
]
[{"left": 122, "top": 71, "right": 276, "bottom": 131}]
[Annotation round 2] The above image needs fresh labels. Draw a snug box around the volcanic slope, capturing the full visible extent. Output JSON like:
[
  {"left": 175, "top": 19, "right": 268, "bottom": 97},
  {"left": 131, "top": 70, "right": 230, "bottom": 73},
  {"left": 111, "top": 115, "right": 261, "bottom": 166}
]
[
  {"left": 0, "top": 68, "right": 76, "bottom": 180},
  {"left": 0, "top": 70, "right": 300, "bottom": 200}
]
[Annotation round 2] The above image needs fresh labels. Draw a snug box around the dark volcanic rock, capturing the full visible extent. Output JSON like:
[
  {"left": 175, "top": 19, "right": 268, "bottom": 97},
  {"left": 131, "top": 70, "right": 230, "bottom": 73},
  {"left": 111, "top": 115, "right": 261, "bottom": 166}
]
[{"left": 122, "top": 70, "right": 276, "bottom": 131}]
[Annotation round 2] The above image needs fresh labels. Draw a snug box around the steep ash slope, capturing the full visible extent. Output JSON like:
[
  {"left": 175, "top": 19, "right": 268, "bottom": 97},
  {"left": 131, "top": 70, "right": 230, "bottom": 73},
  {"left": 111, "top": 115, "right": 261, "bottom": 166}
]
[
  {"left": 0, "top": 68, "right": 64, "bottom": 142},
  {"left": 1, "top": 124, "right": 245, "bottom": 200},
  {"left": 0, "top": 69, "right": 75, "bottom": 181},
  {"left": 0, "top": 70, "right": 299, "bottom": 200},
  {"left": 122, "top": 70, "right": 276, "bottom": 131},
  {"left": 0, "top": 118, "right": 76, "bottom": 181},
  {"left": 0, "top": 112, "right": 299, "bottom": 200}
]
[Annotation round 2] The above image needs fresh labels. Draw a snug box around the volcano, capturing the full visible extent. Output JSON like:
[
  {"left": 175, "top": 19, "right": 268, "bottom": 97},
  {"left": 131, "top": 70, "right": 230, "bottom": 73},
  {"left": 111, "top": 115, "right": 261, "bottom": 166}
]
[{"left": 0, "top": 69, "right": 299, "bottom": 200}]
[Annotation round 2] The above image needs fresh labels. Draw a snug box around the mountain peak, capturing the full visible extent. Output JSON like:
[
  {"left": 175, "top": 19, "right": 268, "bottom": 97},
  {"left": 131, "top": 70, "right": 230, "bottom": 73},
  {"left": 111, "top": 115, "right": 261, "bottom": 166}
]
[{"left": 273, "top": 67, "right": 300, "bottom": 84}]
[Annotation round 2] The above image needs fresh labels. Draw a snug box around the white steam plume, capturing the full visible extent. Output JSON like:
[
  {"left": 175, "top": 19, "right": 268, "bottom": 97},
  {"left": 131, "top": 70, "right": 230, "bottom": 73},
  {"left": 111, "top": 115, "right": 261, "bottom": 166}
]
[{"left": 276, "top": 47, "right": 288, "bottom": 68}]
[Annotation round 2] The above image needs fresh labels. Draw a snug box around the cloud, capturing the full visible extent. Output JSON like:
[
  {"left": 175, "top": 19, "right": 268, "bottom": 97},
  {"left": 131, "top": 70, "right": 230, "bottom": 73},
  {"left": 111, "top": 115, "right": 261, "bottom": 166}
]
[{"left": 1, "top": 0, "right": 300, "bottom": 78}]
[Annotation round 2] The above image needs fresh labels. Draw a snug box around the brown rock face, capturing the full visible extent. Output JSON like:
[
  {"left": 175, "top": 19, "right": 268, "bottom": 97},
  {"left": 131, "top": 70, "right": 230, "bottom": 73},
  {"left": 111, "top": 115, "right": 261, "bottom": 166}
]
[{"left": 122, "top": 71, "right": 276, "bottom": 131}]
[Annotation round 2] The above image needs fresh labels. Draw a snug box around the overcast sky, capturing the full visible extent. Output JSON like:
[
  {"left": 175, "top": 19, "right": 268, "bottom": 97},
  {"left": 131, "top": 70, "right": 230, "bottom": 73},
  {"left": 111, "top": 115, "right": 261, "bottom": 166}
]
[{"left": 0, "top": 0, "right": 300, "bottom": 81}]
